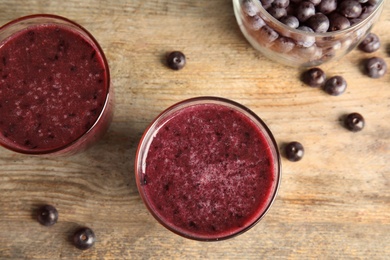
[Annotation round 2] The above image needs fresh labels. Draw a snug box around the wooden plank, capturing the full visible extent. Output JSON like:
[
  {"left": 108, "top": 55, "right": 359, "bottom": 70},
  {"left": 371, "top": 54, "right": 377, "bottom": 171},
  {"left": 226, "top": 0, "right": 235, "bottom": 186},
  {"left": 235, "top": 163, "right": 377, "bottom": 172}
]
[{"left": 0, "top": 0, "right": 389, "bottom": 259}]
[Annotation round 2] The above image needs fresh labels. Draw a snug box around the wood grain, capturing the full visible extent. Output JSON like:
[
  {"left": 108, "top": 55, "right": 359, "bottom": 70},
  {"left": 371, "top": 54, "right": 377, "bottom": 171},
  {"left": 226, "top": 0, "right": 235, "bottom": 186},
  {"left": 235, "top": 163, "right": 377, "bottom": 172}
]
[{"left": 0, "top": 0, "right": 389, "bottom": 259}]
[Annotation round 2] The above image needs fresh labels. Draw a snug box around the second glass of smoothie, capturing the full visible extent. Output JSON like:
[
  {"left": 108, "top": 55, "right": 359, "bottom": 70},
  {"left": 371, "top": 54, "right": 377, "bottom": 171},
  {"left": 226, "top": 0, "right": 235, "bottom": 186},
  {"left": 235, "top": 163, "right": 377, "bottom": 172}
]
[
  {"left": 0, "top": 14, "right": 113, "bottom": 156},
  {"left": 136, "top": 97, "right": 281, "bottom": 241}
]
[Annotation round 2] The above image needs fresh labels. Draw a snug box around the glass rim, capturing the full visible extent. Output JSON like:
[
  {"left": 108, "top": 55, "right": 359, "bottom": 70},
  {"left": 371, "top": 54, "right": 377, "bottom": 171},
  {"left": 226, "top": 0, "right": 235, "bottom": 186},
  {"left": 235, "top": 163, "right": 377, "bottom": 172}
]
[
  {"left": 241, "top": 0, "right": 385, "bottom": 37},
  {"left": 135, "top": 96, "right": 282, "bottom": 241},
  {"left": 0, "top": 14, "right": 111, "bottom": 155}
]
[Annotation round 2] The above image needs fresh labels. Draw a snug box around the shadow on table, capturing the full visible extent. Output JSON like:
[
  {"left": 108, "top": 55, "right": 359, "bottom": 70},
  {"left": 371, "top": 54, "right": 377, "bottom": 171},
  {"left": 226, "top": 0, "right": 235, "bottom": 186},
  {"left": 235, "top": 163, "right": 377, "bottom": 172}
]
[{"left": 77, "top": 119, "right": 145, "bottom": 197}]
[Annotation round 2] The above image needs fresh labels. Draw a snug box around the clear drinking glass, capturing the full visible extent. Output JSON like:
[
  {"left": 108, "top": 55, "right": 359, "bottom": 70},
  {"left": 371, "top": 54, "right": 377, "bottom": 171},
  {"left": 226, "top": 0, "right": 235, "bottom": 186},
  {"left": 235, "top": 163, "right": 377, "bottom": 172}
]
[
  {"left": 0, "top": 14, "right": 113, "bottom": 155},
  {"left": 135, "top": 97, "right": 281, "bottom": 241}
]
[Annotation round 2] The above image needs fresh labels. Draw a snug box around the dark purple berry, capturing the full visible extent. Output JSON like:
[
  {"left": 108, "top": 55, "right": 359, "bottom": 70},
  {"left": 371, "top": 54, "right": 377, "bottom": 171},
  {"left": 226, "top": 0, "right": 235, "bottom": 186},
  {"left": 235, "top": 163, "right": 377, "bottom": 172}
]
[
  {"left": 358, "top": 33, "right": 380, "bottom": 53},
  {"left": 271, "top": 36, "right": 296, "bottom": 53},
  {"left": 359, "top": 4, "right": 376, "bottom": 19},
  {"left": 344, "top": 113, "right": 365, "bottom": 132},
  {"left": 306, "top": 13, "right": 330, "bottom": 33},
  {"left": 296, "top": 1, "right": 316, "bottom": 22},
  {"left": 328, "top": 13, "right": 351, "bottom": 31},
  {"left": 257, "top": 25, "right": 279, "bottom": 46},
  {"left": 302, "top": 67, "right": 326, "bottom": 87},
  {"left": 280, "top": 15, "right": 300, "bottom": 29},
  {"left": 249, "top": 15, "right": 266, "bottom": 30},
  {"left": 364, "top": 57, "right": 387, "bottom": 78},
  {"left": 260, "top": 0, "right": 275, "bottom": 9},
  {"left": 272, "top": 0, "right": 290, "bottom": 8},
  {"left": 267, "top": 6, "right": 287, "bottom": 19},
  {"left": 243, "top": 0, "right": 260, "bottom": 16},
  {"left": 324, "top": 76, "right": 347, "bottom": 96},
  {"left": 296, "top": 26, "right": 315, "bottom": 47},
  {"left": 349, "top": 18, "right": 363, "bottom": 26},
  {"left": 37, "top": 205, "right": 58, "bottom": 226},
  {"left": 285, "top": 3, "right": 296, "bottom": 15},
  {"left": 73, "top": 227, "right": 96, "bottom": 250},
  {"left": 308, "top": 0, "right": 321, "bottom": 5},
  {"left": 339, "top": 0, "right": 363, "bottom": 18},
  {"left": 318, "top": 0, "right": 338, "bottom": 14},
  {"left": 368, "top": 0, "right": 380, "bottom": 5},
  {"left": 285, "top": 141, "right": 304, "bottom": 162},
  {"left": 167, "top": 51, "right": 186, "bottom": 70},
  {"left": 297, "top": 25, "right": 314, "bottom": 33}
]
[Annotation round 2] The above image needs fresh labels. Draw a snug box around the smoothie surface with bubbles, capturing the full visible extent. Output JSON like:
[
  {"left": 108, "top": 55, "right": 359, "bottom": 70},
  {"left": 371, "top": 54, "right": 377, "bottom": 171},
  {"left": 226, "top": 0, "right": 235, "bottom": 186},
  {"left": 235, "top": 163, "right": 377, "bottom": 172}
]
[
  {"left": 0, "top": 23, "right": 108, "bottom": 152},
  {"left": 142, "top": 103, "right": 276, "bottom": 239}
]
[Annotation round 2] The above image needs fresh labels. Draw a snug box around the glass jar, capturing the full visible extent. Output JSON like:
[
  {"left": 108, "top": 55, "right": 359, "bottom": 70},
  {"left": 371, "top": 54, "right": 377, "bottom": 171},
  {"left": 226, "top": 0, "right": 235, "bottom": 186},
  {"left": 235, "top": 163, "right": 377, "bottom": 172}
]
[
  {"left": 135, "top": 97, "right": 281, "bottom": 241},
  {"left": 0, "top": 14, "right": 113, "bottom": 155},
  {"left": 233, "top": 0, "right": 385, "bottom": 67}
]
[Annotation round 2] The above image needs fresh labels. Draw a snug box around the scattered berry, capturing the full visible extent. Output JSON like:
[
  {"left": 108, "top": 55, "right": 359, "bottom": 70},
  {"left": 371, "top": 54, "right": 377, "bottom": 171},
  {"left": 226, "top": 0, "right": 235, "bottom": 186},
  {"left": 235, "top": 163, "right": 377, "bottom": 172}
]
[
  {"left": 364, "top": 57, "right": 387, "bottom": 78},
  {"left": 359, "top": 33, "right": 381, "bottom": 53},
  {"left": 344, "top": 112, "right": 365, "bottom": 132},
  {"left": 324, "top": 75, "right": 347, "bottom": 96},
  {"left": 37, "top": 205, "right": 58, "bottom": 226},
  {"left": 302, "top": 67, "right": 326, "bottom": 87},
  {"left": 166, "top": 51, "right": 186, "bottom": 70},
  {"left": 285, "top": 141, "right": 304, "bottom": 162},
  {"left": 73, "top": 227, "right": 96, "bottom": 250}
]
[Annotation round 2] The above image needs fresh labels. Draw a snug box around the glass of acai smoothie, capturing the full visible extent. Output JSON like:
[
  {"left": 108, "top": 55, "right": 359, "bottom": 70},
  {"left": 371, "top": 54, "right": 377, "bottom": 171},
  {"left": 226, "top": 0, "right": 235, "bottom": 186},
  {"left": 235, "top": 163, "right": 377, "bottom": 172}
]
[
  {"left": 136, "top": 97, "right": 281, "bottom": 241},
  {"left": 0, "top": 14, "right": 113, "bottom": 155}
]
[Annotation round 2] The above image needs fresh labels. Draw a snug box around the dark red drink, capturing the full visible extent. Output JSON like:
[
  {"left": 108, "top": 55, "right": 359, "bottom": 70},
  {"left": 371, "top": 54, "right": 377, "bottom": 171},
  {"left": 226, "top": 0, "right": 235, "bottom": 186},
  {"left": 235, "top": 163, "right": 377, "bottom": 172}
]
[
  {"left": 0, "top": 15, "right": 113, "bottom": 155},
  {"left": 136, "top": 97, "right": 281, "bottom": 241}
]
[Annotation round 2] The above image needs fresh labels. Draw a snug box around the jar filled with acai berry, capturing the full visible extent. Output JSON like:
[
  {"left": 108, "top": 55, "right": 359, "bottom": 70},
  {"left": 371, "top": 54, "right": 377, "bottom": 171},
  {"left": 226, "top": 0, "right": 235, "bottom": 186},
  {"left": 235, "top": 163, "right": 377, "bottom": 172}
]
[{"left": 233, "top": 0, "right": 385, "bottom": 67}]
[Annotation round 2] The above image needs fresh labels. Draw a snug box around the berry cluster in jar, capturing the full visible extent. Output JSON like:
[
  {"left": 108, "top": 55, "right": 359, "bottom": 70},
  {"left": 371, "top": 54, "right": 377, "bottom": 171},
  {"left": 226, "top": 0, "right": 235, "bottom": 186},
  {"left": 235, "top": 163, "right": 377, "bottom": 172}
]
[
  {"left": 260, "top": 0, "right": 380, "bottom": 33},
  {"left": 240, "top": 0, "right": 382, "bottom": 65}
]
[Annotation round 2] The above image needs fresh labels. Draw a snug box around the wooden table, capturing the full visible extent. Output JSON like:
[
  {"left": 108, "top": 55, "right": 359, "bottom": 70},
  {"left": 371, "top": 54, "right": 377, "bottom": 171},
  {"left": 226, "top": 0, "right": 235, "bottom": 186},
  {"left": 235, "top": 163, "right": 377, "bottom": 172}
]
[{"left": 0, "top": 0, "right": 389, "bottom": 259}]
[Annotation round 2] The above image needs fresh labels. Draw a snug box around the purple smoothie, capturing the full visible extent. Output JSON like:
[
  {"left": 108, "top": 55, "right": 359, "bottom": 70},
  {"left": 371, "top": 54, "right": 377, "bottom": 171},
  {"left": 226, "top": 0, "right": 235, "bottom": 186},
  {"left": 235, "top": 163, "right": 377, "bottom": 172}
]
[
  {"left": 0, "top": 18, "right": 109, "bottom": 154},
  {"left": 138, "top": 99, "right": 280, "bottom": 240}
]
